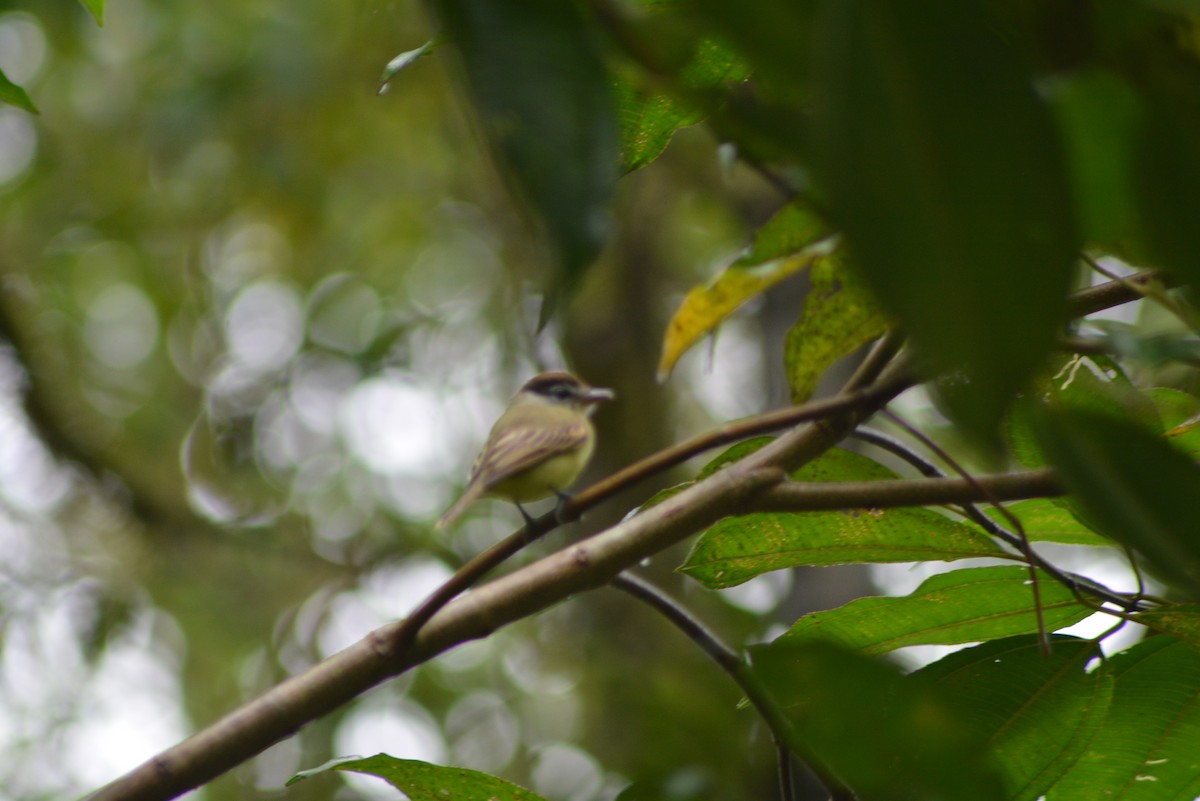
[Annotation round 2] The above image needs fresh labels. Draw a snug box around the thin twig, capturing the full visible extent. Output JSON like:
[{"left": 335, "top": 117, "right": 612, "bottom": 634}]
[
  {"left": 850, "top": 428, "right": 1146, "bottom": 613},
  {"left": 611, "top": 572, "right": 837, "bottom": 801},
  {"left": 879, "top": 410, "right": 1051, "bottom": 656}
]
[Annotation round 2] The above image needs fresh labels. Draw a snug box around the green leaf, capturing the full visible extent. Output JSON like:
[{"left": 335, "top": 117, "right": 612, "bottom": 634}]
[
  {"left": 1049, "top": 637, "right": 1200, "bottom": 800},
  {"left": 784, "top": 253, "right": 889, "bottom": 403},
  {"left": 983, "top": 499, "right": 1109, "bottom": 547},
  {"left": 733, "top": 201, "right": 829, "bottom": 269},
  {"left": 0, "top": 67, "right": 38, "bottom": 114},
  {"left": 1006, "top": 353, "right": 1143, "bottom": 470},
  {"left": 1046, "top": 71, "right": 1139, "bottom": 250},
  {"left": 1136, "top": 98, "right": 1200, "bottom": 291},
  {"left": 1135, "top": 605, "right": 1200, "bottom": 648},
  {"left": 811, "top": 0, "right": 1077, "bottom": 442},
  {"left": 657, "top": 202, "right": 831, "bottom": 379},
  {"left": 617, "top": 35, "right": 750, "bottom": 172},
  {"left": 917, "top": 636, "right": 1112, "bottom": 801},
  {"left": 289, "top": 754, "right": 549, "bottom": 801},
  {"left": 78, "top": 0, "right": 104, "bottom": 26},
  {"left": 1034, "top": 405, "right": 1200, "bottom": 594},
  {"left": 751, "top": 640, "right": 1006, "bottom": 801},
  {"left": 378, "top": 40, "right": 436, "bottom": 94},
  {"left": 433, "top": 0, "right": 618, "bottom": 302},
  {"left": 1152, "top": 386, "right": 1200, "bottom": 459},
  {"left": 777, "top": 567, "right": 1095, "bottom": 655},
  {"left": 680, "top": 448, "right": 1005, "bottom": 588}
]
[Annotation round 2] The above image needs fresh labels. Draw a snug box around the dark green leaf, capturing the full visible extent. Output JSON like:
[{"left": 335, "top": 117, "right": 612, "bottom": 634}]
[
  {"left": 1136, "top": 98, "right": 1200, "bottom": 290},
  {"left": 0, "top": 67, "right": 38, "bottom": 114},
  {"left": 1006, "top": 353, "right": 1142, "bottom": 470},
  {"left": 784, "top": 253, "right": 888, "bottom": 403},
  {"left": 289, "top": 754, "right": 549, "bottom": 800},
  {"left": 812, "top": 0, "right": 1078, "bottom": 441},
  {"left": 1034, "top": 405, "right": 1200, "bottom": 593},
  {"left": 751, "top": 640, "right": 1006, "bottom": 801},
  {"left": 1049, "top": 637, "right": 1200, "bottom": 800},
  {"left": 1046, "top": 71, "right": 1139, "bottom": 249},
  {"left": 434, "top": 0, "right": 618, "bottom": 302},
  {"left": 1135, "top": 605, "right": 1200, "bottom": 648},
  {"left": 917, "top": 636, "right": 1112, "bottom": 801},
  {"left": 983, "top": 499, "right": 1109, "bottom": 547},
  {"left": 680, "top": 449, "right": 1004, "bottom": 588},
  {"left": 778, "top": 567, "right": 1094, "bottom": 655}
]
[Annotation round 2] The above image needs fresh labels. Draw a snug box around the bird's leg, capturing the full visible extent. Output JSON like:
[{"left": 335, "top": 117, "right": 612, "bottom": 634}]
[
  {"left": 552, "top": 489, "right": 574, "bottom": 525},
  {"left": 515, "top": 503, "right": 537, "bottom": 542}
]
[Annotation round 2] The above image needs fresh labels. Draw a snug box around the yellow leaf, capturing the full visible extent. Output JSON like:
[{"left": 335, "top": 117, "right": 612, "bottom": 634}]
[{"left": 658, "top": 253, "right": 817, "bottom": 380}]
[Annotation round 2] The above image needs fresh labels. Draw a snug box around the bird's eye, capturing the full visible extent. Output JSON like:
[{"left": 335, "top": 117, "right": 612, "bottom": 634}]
[{"left": 550, "top": 385, "right": 573, "bottom": 399}]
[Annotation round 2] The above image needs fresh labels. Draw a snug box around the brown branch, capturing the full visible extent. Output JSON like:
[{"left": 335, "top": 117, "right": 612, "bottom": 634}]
[
  {"left": 753, "top": 469, "right": 1061, "bottom": 511},
  {"left": 89, "top": 351, "right": 912, "bottom": 801},
  {"left": 88, "top": 464, "right": 791, "bottom": 801},
  {"left": 85, "top": 272, "right": 1159, "bottom": 801}
]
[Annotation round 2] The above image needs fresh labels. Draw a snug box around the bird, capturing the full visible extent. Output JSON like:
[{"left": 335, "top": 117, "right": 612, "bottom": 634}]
[{"left": 435, "top": 371, "right": 614, "bottom": 530}]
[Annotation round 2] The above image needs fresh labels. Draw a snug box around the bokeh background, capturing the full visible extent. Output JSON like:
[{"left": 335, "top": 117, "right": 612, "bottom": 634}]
[{"left": 0, "top": 1, "right": 870, "bottom": 799}]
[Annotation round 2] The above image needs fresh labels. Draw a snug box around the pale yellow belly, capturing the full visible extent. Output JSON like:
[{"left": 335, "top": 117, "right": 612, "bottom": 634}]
[{"left": 486, "top": 446, "right": 593, "bottom": 503}]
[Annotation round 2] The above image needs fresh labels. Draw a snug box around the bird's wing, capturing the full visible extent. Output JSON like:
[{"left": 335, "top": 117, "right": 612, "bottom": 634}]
[{"left": 470, "top": 420, "right": 590, "bottom": 490}]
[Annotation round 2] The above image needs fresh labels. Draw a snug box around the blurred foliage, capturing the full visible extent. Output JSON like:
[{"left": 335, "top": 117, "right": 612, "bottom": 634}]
[{"left": 5, "top": 0, "right": 1200, "bottom": 800}]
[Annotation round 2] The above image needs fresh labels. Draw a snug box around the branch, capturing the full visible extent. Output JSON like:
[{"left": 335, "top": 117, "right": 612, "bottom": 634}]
[
  {"left": 753, "top": 469, "right": 1061, "bottom": 511},
  {"left": 851, "top": 428, "right": 1141, "bottom": 612},
  {"left": 87, "top": 274, "right": 1158, "bottom": 801},
  {"left": 609, "top": 573, "right": 797, "bottom": 801}
]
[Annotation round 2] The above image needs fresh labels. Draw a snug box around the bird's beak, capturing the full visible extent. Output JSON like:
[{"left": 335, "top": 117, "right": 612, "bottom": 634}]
[{"left": 584, "top": 387, "right": 615, "bottom": 404}]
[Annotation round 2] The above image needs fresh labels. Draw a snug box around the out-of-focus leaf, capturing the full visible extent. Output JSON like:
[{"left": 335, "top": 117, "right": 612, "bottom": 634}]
[
  {"left": 1034, "top": 405, "right": 1200, "bottom": 594},
  {"left": 733, "top": 201, "right": 828, "bottom": 269},
  {"left": 778, "top": 567, "right": 1094, "bottom": 655},
  {"left": 1088, "top": 320, "right": 1200, "bottom": 368},
  {"left": 1049, "top": 637, "right": 1200, "bottom": 800},
  {"left": 1006, "top": 353, "right": 1142, "bottom": 469},
  {"left": 1046, "top": 71, "right": 1139, "bottom": 250},
  {"left": 289, "top": 754, "right": 549, "bottom": 800},
  {"left": 680, "top": 448, "right": 1004, "bottom": 588},
  {"left": 784, "top": 253, "right": 888, "bottom": 403},
  {"left": 434, "top": 0, "right": 618, "bottom": 304},
  {"left": 917, "top": 636, "right": 1112, "bottom": 801},
  {"left": 378, "top": 40, "right": 436, "bottom": 94},
  {"left": 983, "top": 499, "right": 1109, "bottom": 547},
  {"left": 617, "top": 36, "right": 750, "bottom": 172},
  {"left": 1135, "top": 604, "right": 1200, "bottom": 647},
  {"left": 811, "top": 0, "right": 1078, "bottom": 442},
  {"left": 78, "top": 0, "right": 104, "bottom": 26},
  {"left": 1136, "top": 98, "right": 1200, "bottom": 291},
  {"left": 1153, "top": 386, "right": 1200, "bottom": 458},
  {"left": 751, "top": 640, "right": 1005, "bottom": 801},
  {"left": 658, "top": 203, "right": 831, "bottom": 379},
  {"left": 658, "top": 252, "right": 818, "bottom": 380},
  {"left": 0, "top": 67, "right": 38, "bottom": 114}
]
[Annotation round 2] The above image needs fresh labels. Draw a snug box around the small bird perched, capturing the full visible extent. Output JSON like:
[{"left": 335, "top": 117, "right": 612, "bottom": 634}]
[{"left": 435, "top": 371, "right": 614, "bottom": 530}]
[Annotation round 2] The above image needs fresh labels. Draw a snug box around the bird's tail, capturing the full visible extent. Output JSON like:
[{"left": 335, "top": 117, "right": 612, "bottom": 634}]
[{"left": 434, "top": 482, "right": 484, "bottom": 531}]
